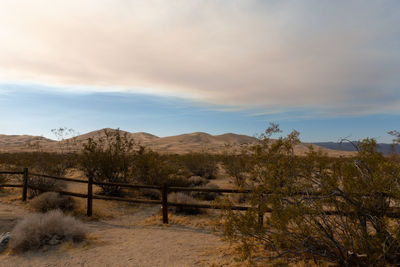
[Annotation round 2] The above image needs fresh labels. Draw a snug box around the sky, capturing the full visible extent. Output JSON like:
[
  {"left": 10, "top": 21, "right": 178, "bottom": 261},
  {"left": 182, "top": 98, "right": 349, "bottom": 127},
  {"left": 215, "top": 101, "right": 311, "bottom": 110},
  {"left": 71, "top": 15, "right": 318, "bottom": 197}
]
[{"left": 0, "top": 0, "right": 399, "bottom": 142}]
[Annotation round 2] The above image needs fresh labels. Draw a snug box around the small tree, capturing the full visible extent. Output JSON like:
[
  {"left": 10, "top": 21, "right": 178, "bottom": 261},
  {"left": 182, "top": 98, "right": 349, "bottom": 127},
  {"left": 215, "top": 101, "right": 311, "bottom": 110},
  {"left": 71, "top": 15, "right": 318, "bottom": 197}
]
[{"left": 80, "top": 129, "right": 135, "bottom": 196}]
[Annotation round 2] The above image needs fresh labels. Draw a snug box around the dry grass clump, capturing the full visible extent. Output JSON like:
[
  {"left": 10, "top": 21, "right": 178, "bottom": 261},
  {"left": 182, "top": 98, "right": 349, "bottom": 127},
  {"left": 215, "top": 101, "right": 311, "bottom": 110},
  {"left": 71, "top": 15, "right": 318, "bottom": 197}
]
[
  {"left": 30, "top": 192, "right": 75, "bottom": 213},
  {"left": 191, "top": 183, "right": 220, "bottom": 201},
  {"left": 168, "top": 192, "right": 202, "bottom": 214},
  {"left": 0, "top": 173, "right": 9, "bottom": 186},
  {"left": 188, "top": 176, "right": 208, "bottom": 186},
  {"left": 139, "top": 189, "right": 160, "bottom": 200},
  {"left": 9, "top": 210, "right": 87, "bottom": 252},
  {"left": 28, "top": 177, "right": 66, "bottom": 198}
]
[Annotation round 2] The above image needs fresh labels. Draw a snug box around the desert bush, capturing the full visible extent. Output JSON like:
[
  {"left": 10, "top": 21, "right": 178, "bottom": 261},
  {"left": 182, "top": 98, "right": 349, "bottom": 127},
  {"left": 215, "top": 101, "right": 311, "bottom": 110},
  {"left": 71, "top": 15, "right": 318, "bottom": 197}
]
[
  {"left": 139, "top": 189, "right": 160, "bottom": 200},
  {"left": 9, "top": 210, "right": 86, "bottom": 252},
  {"left": 0, "top": 173, "right": 9, "bottom": 186},
  {"left": 80, "top": 129, "right": 135, "bottom": 196},
  {"left": 0, "top": 152, "right": 77, "bottom": 197},
  {"left": 27, "top": 176, "right": 66, "bottom": 198},
  {"left": 164, "top": 174, "right": 190, "bottom": 187},
  {"left": 222, "top": 124, "right": 400, "bottom": 266},
  {"left": 178, "top": 153, "right": 217, "bottom": 179},
  {"left": 168, "top": 192, "right": 202, "bottom": 214},
  {"left": 132, "top": 147, "right": 177, "bottom": 185},
  {"left": 188, "top": 176, "right": 208, "bottom": 186},
  {"left": 191, "top": 183, "right": 220, "bottom": 201},
  {"left": 222, "top": 154, "right": 252, "bottom": 187},
  {"left": 30, "top": 192, "right": 75, "bottom": 213}
]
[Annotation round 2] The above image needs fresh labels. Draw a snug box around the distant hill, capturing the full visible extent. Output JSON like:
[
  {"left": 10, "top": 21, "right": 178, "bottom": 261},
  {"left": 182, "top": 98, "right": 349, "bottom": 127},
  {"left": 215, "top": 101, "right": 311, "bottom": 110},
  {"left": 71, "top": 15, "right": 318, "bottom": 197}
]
[
  {"left": 313, "top": 142, "right": 400, "bottom": 155},
  {"left": 0, "top": 128, "right": 354, "bottom": 156}
]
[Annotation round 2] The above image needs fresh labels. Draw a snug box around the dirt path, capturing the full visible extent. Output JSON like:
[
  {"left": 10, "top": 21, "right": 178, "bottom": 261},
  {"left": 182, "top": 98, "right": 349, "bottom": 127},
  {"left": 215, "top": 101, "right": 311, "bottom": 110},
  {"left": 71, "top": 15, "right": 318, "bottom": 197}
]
[{"left": 0, "top": 202, "right": 234, "bottom": 267}]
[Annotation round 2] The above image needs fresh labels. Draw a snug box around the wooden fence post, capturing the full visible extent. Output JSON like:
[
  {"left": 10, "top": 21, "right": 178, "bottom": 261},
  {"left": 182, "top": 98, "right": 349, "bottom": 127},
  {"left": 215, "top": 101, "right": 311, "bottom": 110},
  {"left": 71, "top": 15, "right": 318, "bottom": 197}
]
[
  {"left": 87, "top": 175, "right": 93, "bottom": 216},
  {"left": 22, "top": 168, "right": 28, "bottom": 201},
  {"left": 162, "top": 183, "right": 168, "bottom": 224},
  {"left": 258, "top": 211, "right": 264, "bottom": 229},
  {"left": 258, "top": 203, "right": 263, "bottom": 229}
]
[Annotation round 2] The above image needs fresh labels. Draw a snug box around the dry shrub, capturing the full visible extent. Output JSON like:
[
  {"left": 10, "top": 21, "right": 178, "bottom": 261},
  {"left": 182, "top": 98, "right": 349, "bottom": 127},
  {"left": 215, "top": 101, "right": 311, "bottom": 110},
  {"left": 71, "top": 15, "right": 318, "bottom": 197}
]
[
  {"left": 191, "top": 183, "right": 221, "bottom": 201},
  {"left": 28, "top": 176, "right": 66, "bottom": 198},
  {"left": 188, "top": 176, "right": 208, "bottom": 186},
  {"left": 165, "top": 174, "right": 190, "bottom": 187},
  {"left": 9, "top": 210, "right": 87, "bottom": 252},
  {"left": 140, "top": 189, "right": 160, "bottom": 200},
  {"left": 0, "top": 173, "right": 8, "bottom": 185},
  {"left": 30, "top": 192, "right": 75, "bottom": 213},
  {"left": 168, "top": 192, "right": 202, "bottom": 214}
]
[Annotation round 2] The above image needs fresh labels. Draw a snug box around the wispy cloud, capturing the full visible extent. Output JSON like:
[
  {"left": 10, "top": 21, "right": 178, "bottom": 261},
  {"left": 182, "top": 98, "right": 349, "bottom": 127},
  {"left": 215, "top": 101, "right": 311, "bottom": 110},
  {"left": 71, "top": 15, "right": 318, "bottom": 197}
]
[{"left": 0, "top": 0, "right": 399, "bottom": 115}]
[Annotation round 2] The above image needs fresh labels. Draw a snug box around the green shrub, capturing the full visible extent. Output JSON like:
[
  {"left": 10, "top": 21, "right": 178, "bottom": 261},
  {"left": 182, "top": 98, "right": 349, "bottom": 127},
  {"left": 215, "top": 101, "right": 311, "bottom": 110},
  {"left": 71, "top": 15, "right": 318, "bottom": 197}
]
[
  {"left": 132, "top": 147, "right": 176, "bottom": 186},
  {"left": 30, "top": 192, "right": 75, "bottom": 213},
  {"left": 222, "top": 154, "right": 251, "bottom": 187},
  {"left": 222, "top": 124, "right": 400, "bottom": 266},
  {"left": 80, "top": 129, "right": 135, "bottom": 196},
  {"left": 9, "top": 210, "right": 86, "bottom": 252},
  {"left": 179, "top": 153, "right": 217, "bottom": 179}
]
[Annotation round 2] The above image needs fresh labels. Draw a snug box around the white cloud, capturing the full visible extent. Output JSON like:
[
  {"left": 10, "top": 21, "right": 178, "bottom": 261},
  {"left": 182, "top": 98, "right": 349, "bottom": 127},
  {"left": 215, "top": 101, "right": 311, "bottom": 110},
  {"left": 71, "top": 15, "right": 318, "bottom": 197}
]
[{"left": 0, "top": 0, "right": 399, "bottom": 115}]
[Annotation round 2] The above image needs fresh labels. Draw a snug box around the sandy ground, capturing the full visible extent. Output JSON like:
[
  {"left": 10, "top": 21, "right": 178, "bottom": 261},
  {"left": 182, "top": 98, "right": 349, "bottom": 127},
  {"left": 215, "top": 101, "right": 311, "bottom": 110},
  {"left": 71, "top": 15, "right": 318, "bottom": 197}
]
[{"left": 0, "top": 198, "right": 236, "bottom": 267}]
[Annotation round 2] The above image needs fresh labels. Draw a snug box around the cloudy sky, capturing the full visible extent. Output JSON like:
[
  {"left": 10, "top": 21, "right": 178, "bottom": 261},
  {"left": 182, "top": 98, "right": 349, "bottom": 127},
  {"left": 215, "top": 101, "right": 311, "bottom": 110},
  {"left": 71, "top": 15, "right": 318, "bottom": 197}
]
[{"left": 0, "top": 0, "right": 399, "bottom": 142}]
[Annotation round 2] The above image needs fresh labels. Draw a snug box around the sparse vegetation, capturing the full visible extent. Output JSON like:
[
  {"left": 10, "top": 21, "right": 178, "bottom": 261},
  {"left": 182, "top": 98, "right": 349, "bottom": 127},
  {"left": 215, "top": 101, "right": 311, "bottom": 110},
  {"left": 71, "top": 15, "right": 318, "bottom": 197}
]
[
  {"left": 2, "top": 126, "right": 400, "bottom": 266},
  {"left": 9, "top": 210, "right": 86, "bottom": 252},
  {"left": 30, "top": 192, "right": 75, "bottom": 213}
]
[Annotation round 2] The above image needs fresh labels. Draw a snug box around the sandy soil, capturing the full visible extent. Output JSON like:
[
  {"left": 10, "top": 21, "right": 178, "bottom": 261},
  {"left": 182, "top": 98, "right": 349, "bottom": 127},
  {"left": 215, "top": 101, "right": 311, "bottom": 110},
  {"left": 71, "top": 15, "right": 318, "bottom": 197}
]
[{"left": 0, "top": 199, "right": 236, "bottom": 267}]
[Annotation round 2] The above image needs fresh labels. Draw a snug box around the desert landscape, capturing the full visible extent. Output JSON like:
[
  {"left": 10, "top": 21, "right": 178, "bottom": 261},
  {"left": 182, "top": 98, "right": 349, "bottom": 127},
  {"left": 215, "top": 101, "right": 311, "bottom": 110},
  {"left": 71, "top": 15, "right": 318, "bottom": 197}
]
[
  {"left": 1, "top": 127, "right": 399, "bottom": 266},
  {"left": 0, "top": 128, "right": 354, "bottom": 156},
  {"left": 1, "top": 1, "right": 400, "bottom": 266}
]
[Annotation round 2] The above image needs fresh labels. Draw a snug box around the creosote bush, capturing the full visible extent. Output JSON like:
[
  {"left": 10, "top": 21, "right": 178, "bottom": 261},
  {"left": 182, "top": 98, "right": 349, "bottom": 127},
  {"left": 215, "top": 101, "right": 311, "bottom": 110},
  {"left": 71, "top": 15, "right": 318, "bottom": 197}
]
[
  {"left": 30, "top": 192, "right": 75, "bottom": 213},
  {"left": 222, "top": 124, "right": 400, "bottom": 266},
  {"left": 9, "top": 210, "right": 86, "bottom": 252},
  {"left": 178, "top": 153, "right": 217, "bottom": 179},
  {"left": 132, "top": 147, "right": 178, "bottom": 186},
  {"left": 80, "top": 129, "right": 135, "bottom": 196}
]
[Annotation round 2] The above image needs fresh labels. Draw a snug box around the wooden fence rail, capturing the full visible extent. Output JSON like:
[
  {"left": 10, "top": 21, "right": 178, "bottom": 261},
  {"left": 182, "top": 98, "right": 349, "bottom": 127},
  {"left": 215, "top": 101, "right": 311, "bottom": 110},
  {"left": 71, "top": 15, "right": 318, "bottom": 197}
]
[
  {"left": 2, "top": 169, "right": 400, "bottom": 224},
  {"left": 0, "top": 169, "right": 252, "bottom": 223}
]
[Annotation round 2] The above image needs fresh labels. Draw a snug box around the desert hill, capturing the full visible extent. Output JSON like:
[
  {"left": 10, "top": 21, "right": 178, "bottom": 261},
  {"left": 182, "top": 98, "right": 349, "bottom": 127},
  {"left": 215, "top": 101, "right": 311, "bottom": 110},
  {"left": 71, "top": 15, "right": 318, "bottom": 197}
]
[
  {"left": 314, "top": 142, "right": 400, "bottom": 155},
  {"left": 0, "top": 128, "right": 354, "bottom": 156}
]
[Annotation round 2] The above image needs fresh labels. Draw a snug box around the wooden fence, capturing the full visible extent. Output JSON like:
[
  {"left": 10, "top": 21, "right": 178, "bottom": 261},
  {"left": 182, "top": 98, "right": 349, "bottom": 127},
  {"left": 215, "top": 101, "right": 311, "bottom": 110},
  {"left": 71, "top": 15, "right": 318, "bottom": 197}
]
[
  {"left": 2, "top": 169, "right": 400, "bottom": 224},
  {"left": 0, "top": 168, "right": 251, "bottom": 224}
]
